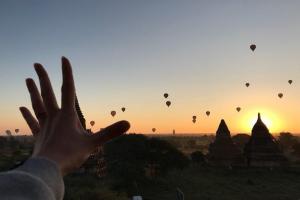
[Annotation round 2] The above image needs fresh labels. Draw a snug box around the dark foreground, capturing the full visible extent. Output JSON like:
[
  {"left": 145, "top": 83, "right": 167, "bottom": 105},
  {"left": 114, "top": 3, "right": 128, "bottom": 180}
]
[{"left": 1, "top": 135, "right": 300, "bottom": 200}]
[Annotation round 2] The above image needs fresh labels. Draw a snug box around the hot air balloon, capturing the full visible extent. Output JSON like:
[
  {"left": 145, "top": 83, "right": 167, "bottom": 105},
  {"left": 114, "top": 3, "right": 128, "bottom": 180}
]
[
  {"left": 152, "top": 128, "right": 156, "bottom": 133},
  {"left": 192, "top": 116, "right": 197, "bottom": 120},
  {"left": 5, "top": 130, "right": 11, "bottom": 136},
  {"left": 15, "top": 129, "right": 19, "bottom": 134},
  {"left": 206, "top": 111, "right": 210, "bottom": 116},
  {"left": 250, "top": 44, "right": 256, "bottom": 51},
  {"left": 163, "top": 93, "right": 169, "bottom": 98},
  {"left": 192, "top": 119, "right": 196, "bottom": 124},
  {"left": 245, "top": 82, "right": 250, "bottom": 87},
  {"left": 121, "top": 107, "right": 126, "bottom": 112},
  {"left": 236, "top": 107, "right": 241, "bottom": 112},
  {"left": 166, "top": 101, "right": 171, "bottom": 107},
  {"left": 111, "top": 111, "right": 116, "bottom": 117},
  {"left": 90, "top": 121, "right": 95, "bottom": 127},
  {"left": 288, "top": 80, "right": 293, "bottom": 85},
  {"left": 278, "top": 93, "right": 283, "bottom": 98}
]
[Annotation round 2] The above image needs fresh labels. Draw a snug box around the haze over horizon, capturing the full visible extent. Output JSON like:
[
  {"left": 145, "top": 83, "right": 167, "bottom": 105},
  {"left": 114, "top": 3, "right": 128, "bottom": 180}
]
[{"left": 1, "top": 1, "right": 300, "bottom": 134}]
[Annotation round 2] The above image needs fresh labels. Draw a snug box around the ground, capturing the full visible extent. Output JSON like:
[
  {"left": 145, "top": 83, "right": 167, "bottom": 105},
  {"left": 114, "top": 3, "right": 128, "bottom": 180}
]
[{"left": 140, "top": 166, "right": 300, "bottom": 200}]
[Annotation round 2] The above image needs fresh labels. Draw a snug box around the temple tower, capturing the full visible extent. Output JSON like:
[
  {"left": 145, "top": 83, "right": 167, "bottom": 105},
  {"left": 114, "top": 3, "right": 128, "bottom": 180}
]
[
  {"left": 244, "top": 113, "right": 287, "bottom": 167},
  {"left": 208, "top": 119, "right": 244, "bottom": 166}
]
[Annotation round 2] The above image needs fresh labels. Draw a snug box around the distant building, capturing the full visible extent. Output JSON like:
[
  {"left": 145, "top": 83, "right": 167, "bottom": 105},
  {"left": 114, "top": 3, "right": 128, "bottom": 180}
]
[
  {"left": 207, "top": 119, "right": 244, "bottom": 167},
  {"left": 244, "top": 113, "right": 287, "bottom": 167}
]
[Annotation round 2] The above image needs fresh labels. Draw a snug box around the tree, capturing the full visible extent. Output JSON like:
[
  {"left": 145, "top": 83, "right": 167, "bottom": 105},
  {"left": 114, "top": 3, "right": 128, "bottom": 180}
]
[
  {"left": 104, "top": 134, "right": 189, "bottom": 193},
  {"left": 278, "top": 132, "right": 298, "bottom": 150},
  {"left": 232, "top": 134, "right": 250, "bottom": 150},
  {"left": 190, "top": 151, "right": 206, "bottom": 165},
  {"left": 292, "top": 142, "right": 300, "bottom": 157}
]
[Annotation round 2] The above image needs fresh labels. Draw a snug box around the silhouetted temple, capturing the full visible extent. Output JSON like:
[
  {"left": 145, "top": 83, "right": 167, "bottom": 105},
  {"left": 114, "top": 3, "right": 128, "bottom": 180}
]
[
  {"left": 244, "top": 113, "right": 287, "bottom": 167},
  {"left": 208, "top": 119, "right": 244, "bottom": 166}
]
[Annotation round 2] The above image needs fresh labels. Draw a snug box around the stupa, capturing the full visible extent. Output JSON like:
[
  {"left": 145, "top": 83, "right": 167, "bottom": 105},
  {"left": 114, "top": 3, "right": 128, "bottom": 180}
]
[
  {"left": 208, "top": 119, "right": 244, "bottom": 166},
  {"left": 244, "top": 113, "right": 287, "bottom": 167}
]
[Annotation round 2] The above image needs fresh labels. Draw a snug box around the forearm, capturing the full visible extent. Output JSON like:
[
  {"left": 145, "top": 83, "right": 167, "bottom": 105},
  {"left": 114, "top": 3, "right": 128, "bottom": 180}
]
[{"left": 0, "top": 157, "right": 64, "bottom": 200}]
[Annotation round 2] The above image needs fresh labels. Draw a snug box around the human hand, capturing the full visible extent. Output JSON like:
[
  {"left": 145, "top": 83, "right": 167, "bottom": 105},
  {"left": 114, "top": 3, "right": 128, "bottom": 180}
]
[{"left": 20, "top": 57, "right": 130, "bottom": 175}]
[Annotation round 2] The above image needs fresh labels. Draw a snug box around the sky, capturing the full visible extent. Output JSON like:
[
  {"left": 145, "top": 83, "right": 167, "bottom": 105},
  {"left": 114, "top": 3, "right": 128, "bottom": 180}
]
[{"left": 1, "top": 0, "right": 300, "bottom": 135}]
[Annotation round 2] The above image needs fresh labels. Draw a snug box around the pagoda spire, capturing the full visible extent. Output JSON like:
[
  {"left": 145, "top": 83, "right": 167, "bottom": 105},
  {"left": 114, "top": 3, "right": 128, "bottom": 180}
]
[
  {"left": 251, "top": 113, "right": 269, "bottom": 136},
  {"left": 216, "top": 119, "right": 231, "bottom": 139},
  {"left": 257, "top": 112, "right": 263, "bottom": 124}
]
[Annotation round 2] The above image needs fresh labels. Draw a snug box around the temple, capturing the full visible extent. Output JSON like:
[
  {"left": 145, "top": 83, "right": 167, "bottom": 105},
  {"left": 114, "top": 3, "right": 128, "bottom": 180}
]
[
  {"left": 208, "top": 119, "right": 244, "bottom": 166},
  {"left": 244, "top": 113, "right": 287, "bottom": 167}
]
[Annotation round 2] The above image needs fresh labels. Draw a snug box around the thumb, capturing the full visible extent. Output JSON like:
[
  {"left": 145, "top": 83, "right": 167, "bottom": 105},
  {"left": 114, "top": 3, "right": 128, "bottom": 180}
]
[{"left": 89, "top": 120, "right": 130, "bottom": 146}]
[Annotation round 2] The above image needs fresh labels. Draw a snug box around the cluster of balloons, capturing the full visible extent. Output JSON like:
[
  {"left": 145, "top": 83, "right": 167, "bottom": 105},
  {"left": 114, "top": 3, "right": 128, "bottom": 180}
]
[
  {"left": 188, "top": 44, "right": 252, "bottom": 124},
  {"left": 275, "top": 80, "right": 294, "bottom": 99},
  {"left": 151, "top": 44, "right": 294, "bottom": 129},
  {"left": 4, "top": 129, "right": 19, "bottom": 136},
  {"left": 191, "top": 111, "right": 212, "bottom": 124},
  {"left": 164, "top": 93, "right": 171, "bottom": 107},
  {"left": 244, "top": 80, "right": 292, "bottom": 100},
  {"left": 109, "top": 107, "right": 126, "bottom": 118},
  {"left": 93, "top": 43, "right": 294, "bottom": 132}
]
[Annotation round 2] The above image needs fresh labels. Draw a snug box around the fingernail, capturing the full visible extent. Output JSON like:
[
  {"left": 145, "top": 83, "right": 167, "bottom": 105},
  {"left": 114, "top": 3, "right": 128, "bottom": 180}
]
[
  {"left": 19, "top": 107, "right": 25, "bottom": 112},
  {"left": 26, "top": 78, "right": 32, "bottom": 84},
  {"left": 33, "top": 63, "right": 43, "bottom": 76},
  {"left": 120, "top": 120, "right": 131, "bottom": 130},
  {"left": 62, "top": 56, "right": 68, "bottom": 64},
  {"left": 33, "top": 63, "right": 39, "bottom": 69}
]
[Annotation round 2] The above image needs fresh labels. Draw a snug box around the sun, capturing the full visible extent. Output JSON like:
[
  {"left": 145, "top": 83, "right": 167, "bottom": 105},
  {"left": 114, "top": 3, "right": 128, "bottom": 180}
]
[
  {"left": 240, "top": 109, "right": 283, "bottom": 134},
  {"left": 249, "top": 115, "right": 272, "bottom": 129}
]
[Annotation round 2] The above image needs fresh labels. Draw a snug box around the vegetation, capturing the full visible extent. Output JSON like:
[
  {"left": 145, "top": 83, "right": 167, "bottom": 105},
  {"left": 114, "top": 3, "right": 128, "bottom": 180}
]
[
  {"left": 64, "top": 175, "right": 129, "bottom": 200},
  {"left": 1, "top": 134, "right": 300, "bottom": 199},
  {"left": 190, "top": 151, "right": 206, "bottom": 165},
  {"left": 142, "top": 166, "right": 300, "bottom": 200},
  {"left": 104, "top": 134, "right": 190, "bottom": 195}
]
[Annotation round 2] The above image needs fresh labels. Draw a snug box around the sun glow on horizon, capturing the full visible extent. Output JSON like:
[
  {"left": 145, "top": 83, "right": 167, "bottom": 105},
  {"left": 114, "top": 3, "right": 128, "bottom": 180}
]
[{"left": 239, "top": 109, "right": 284, "bottom": 134}]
